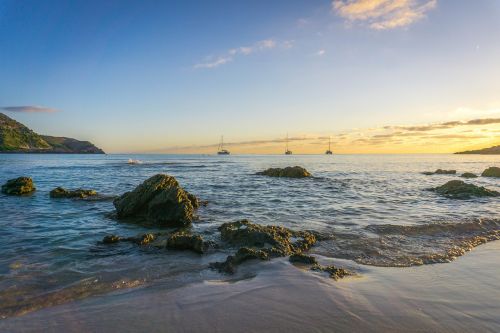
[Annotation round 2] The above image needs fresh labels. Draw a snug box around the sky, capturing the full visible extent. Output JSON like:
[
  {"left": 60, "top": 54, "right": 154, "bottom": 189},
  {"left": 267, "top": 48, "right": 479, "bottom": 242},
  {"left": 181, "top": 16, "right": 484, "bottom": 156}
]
[{"left": 1, "top": 0, "right": 499, "bottom": 154}]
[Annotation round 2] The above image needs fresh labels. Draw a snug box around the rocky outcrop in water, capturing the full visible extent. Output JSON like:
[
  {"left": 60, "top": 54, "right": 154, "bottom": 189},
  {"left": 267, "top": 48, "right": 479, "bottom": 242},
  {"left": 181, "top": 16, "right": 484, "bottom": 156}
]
[
  {"left": 210, "top": 219, "right": 317, "bottom": 273},
  {"left": 311, "top": 264, "right": 351, "bottom": 280},
  {"left": 50, "top": 187, "right": 98, "bottom": 199},
  {"left": 1, "top": 177, "right": 36, "bottom": 195},
  {"left": 166, "top": 231, "right": 206, "bottom": 254},
  {"left": 113, "top": 174, "right": 198, "bottom": 227},
  {"left": 256, "top": 166, "right": 312, "bottom": 178},
  {"left": 289, "top": 253, "right": 318, "bottom": 265},
  {"left": 481, "top": 167, "right": 500, "bottom": 178},
  {"left": 460, "top": 172, "right": 478, "bottom": 179},
  {"left": 422, "top": 169, "right": 456, "bottom": 175},
  {"left": 455, "top": 145, "right": 500, "bottom": 155},
  {"left": 430, "top": 180, "right": 499, "bottom": 199}
]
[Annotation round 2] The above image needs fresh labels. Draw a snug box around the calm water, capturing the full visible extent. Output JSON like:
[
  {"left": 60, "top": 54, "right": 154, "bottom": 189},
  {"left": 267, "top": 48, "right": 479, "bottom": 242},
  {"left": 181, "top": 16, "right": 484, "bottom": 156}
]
[{"left": 0, "top": 154, "right": 499, "bottom": 317}]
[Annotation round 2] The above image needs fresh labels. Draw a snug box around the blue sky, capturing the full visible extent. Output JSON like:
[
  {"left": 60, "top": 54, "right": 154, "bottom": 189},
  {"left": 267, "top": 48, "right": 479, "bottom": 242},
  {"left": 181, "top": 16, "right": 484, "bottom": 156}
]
[{"left": 1, "top": 0, "right": 500, "bottom": 153}]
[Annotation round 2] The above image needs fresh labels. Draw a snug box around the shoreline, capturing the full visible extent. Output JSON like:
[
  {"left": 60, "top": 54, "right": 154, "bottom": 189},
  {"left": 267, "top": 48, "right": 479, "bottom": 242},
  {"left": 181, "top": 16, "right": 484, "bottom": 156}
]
[{"left": 1, "top": 241, "right": 499, "bottom": 332}]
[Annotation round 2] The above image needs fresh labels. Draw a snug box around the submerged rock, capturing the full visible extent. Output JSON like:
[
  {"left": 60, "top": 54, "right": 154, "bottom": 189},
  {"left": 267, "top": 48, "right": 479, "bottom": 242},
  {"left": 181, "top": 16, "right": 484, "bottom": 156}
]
[
  {"left": 256, "top": 166, "right": 312, "bottom": 178},
  {"left": 1, "top": 177, "right": 35, "bottom": 195},
  {"left": 289, "top": 253, "right": 318, "bottom": 265},
  {"left": 482, "top": 167, "right": 500, "bottom": 178},
  {"left": 430, "top": 180, "right": 499, "bottom": 199},
  {"left": 210, "top": 247, "right": 269, "bottom": 274},
  {"left": 113, "top": 174, "right": 198, "bottom": 227},
  {"left": 102, "top": 233, "right": 157, "bottom": 245},
  {"left": 50, "top": 187, "right": 97, "bottom": 199},
  {"left": 211, "top": 220, "right": 317, "bottom": 274},
  {"left": 311, "top": 264, "right": 351, "bottom": 280},
  {"left": 102, "top": 235, "right": 121, "bottom": 244},
  {"left": 422, "top": 169, "right": 456, "bottom": 175},
  {"left": 167, "top": 231, "right": 205, "bottom": 254},
  {"left": 460, "top": 173, "right": 478, "bottom": 179}
]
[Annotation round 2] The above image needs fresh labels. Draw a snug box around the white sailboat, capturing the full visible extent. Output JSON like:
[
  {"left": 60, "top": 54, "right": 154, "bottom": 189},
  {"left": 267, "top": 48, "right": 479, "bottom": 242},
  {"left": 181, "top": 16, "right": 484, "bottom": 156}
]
[
  {"left": 325, "top": 136, "right": 333, "bottom": 155},
  {"left": 217, "top": 136, "right": 230, "bottom": 155},
  {"left": 285, "top": 133, "right": 292, "bottom": 155}
]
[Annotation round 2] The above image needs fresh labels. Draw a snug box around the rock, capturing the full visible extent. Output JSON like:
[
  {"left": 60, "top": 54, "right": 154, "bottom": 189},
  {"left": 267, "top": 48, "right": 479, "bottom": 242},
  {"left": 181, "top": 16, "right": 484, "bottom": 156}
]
[
  {"left": 211, "top": 220, "right": 317, "bottom": 274},
  {"left": 256, "top": 166, "right": 312, "bottom": 178},
  {"left": 482, "top": 167, "right": 500, "bottom": 178},
  {"left": 50, "top": 187, "right": 97, "bottom": 199},
  {"left": 460, "top": 172, "right": 478, "bottom": 179},
  {"left": 210, "top": 247, "right": 269, "bottom": 274},
  {"left": 102, "top": 235, "right": 121, "bottom": 244},
  {"left": 311, "top": 264, "right": 351, "bottom": 280},
  {"left": 1, "top": 177, "right": 35, "bottom": 195},
  {"left": 430, "top": 180, "right": 499, "bottom": 199},
  {"left": 167, "top": 231, "right": 205, "bottom": 254},
  {"left": 422, "top": 169, "right": 456, "bottom": 175},
  {"left": 113, "top": 174, "right": 198, "bottom": 227},
  {"left": 289, "top": 253, "right": 318, "bottom": 265}
]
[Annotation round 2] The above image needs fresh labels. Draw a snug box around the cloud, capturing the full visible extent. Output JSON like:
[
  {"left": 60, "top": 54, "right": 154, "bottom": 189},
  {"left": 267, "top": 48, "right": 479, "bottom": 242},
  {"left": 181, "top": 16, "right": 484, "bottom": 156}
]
[
  {"left": 194, "top": 39, "right": 293, "bottom": 69},
  {"left": 332, "top": 0, "right": 437, "bottom": 30},
  {"left": 316, "top": 49, "right": 326, "bottom": 56},
  {"left": 1, "top": 106, "right": 58, "bottom": 113}
]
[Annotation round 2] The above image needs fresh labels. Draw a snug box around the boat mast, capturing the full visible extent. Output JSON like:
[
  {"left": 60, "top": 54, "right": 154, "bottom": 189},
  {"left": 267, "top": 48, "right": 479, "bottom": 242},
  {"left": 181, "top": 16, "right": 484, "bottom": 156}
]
[
  {"left": 328, "top": 136, "right": 331, "bottom": 151},
  {"left": 220, "top": 135, "right": 224, "bottom": 151},
  {"left": 286, "top": 133, "right": 288, "bottom": 152}
]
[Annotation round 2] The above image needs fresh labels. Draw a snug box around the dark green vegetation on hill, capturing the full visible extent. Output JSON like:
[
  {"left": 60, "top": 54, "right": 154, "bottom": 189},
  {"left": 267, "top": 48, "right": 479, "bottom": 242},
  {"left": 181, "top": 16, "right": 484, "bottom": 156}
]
[
  {"left": 455, "top": 145, "right": 500, "bottom": 155},
  {"left": 0, "top": 113, "right": 104, "bottom": 153}
]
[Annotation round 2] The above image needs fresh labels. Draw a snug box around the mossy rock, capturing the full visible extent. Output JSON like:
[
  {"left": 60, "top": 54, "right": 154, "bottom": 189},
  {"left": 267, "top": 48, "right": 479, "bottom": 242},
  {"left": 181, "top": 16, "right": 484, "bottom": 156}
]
[
  {"left": 422, "top": 169, "right": 456, "bottom": 175},
  {"left": 50, "top": 187, "right": 97, "bottom": 199},
  {"left": 210, "top": 247, "right": 269, "bottom": 274},
  {"left": 211, "top": 220, "right": 317, "bottom": 274},
  {"left": 460, "top": 172, "right": 478, "bottom": 179},
  {"left": 430, "top": 180, "right": 499, "bottom": 199},
  {"left": 311, "top": 264, "right": 351, "bottom": 280},
  {"left": 289, "top": 253, "right": 318, "bottom": 265},
  {"left": 166, "top": 231, "right": 205, "bottom": 254},
  {"left": 256, "top": 166, "right": 312, "bottom": 178},
  {"left": 482, "top": 167, "right": 500, "bottom": 178},
  {"left": 113, "top": 174, "right": 198, "bottom": 227},
  {"left": 1, "top": 177, "right": 35, "bottom": 195}
]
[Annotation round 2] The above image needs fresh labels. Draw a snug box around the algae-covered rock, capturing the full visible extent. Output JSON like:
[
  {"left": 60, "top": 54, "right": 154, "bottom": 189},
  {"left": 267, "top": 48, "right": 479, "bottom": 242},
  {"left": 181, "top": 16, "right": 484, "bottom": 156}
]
[
  {"left": 256, "top": 166, "right": 312, "bottom": 178},
  {"left": 1, "top": 177, "right": 35, "bottom": 195},
  {"left": 167, "top": 231, "right": 205, "bottom": 254},
  {"left": 460, "top": 173, "right": 478, "bottom": 179},
  {"left": 50, "top": 187, "right": 97, "bottom": 199},
  {"left": 219, "top": 219, "right": 316, "bottom": 257},
  {"left": 210, "top": 247, "right": 270, "bottom": 274},
  {"left": 289, "top": 253, "right": 318, "bottom": 265},
  {"left": 311, "top": 264, "right": 351, "bottom": 280},
  {"left": 431, "top": 180, "right": 499, "bottom": 199},
  {"left": 422, "top": 169, "right": 456, "bottom": 175},
  {"left": 211, "top": 220, "right": 317, "bottom": 274},
  {"left": 102, "top": 235, "right": 121, "bottom": 244},
  {"left": 113, "top": 174, "right": 198, "bottom": 227},
  {"left": 482, "top": 167, "right": 500, "bottom": 178}
]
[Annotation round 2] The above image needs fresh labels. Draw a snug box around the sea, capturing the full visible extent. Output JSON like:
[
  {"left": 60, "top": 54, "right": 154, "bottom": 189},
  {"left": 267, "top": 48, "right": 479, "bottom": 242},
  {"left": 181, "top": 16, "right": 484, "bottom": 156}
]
[{"left": 0, "top": 153, "right": 499, "bottom": 318}]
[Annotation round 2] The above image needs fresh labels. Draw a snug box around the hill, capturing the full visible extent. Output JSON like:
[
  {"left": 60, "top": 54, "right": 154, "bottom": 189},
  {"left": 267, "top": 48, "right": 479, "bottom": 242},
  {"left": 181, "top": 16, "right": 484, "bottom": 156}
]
[
  {"left": 455, "top": 145, "right": 500, "bottom": 155},
  {"left": 0, "top": 113, "right": 104, "bottom": 154}
]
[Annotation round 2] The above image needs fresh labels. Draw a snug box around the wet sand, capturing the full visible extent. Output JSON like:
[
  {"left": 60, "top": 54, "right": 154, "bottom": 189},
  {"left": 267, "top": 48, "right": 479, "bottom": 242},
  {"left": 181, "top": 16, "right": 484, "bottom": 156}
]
[{"left": 1, "top": 241, "right": 499, "bottom": 332}]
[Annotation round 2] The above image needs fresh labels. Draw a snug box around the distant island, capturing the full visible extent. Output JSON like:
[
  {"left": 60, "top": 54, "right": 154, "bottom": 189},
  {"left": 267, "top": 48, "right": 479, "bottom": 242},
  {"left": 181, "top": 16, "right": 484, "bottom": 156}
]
[
  {"left": 455, "top": 145, "right": 500, "bottom": 155},
  {"left": 0, "top": 112, "right": 104, "bottom": 154}
]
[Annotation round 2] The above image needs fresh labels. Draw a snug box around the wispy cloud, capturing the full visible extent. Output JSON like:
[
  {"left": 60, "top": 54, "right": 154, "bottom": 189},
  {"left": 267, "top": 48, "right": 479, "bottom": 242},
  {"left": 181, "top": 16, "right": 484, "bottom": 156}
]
[
  {"left": 1, "top": 106, "right": 58, "bottom": 113},
  {"left": 332, "top": 0, "right": 437, "bottom": 30},
  {"left": 194, "top": 39, "right": 293, "bottom": 69},
  {"left": 316, "top": 49, "right": 326, "bottom": 56}
]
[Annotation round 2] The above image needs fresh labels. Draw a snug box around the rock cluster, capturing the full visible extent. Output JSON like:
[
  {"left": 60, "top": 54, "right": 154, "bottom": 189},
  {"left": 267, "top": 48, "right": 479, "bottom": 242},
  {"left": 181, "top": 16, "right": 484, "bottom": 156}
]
[
  {"left": 460, "top": 173, "right": 477, "bottom": 179},
  {"left": 422, "top": 169, "right": 456, "bottom": 175},
  {"left": 113, "top": 174, "right": 199, "bottom": 227},
  {"left": 256, "top": 166, "right": 312, "bottom": 178},
  {"left": 50, "top": 187, "right": 97, "bottom": 199},
  {"left": 1, "top": 177, "right": 36, "bottom": 195},
  {"left": 430, "top": 180, "right": 499, "bottom": 199}
]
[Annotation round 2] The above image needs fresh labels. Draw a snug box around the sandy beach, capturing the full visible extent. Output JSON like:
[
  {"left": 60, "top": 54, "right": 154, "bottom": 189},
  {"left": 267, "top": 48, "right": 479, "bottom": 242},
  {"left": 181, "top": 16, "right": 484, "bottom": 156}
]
[{"left": 1, "top": 241, "right": 498, "bottom": 332}]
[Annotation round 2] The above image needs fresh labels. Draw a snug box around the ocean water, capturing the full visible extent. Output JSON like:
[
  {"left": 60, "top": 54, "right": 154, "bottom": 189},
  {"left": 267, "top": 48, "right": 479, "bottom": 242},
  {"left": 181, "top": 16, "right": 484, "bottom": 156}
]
[{"left": 0, "top": 154, "right": 499, "bottom": 318}]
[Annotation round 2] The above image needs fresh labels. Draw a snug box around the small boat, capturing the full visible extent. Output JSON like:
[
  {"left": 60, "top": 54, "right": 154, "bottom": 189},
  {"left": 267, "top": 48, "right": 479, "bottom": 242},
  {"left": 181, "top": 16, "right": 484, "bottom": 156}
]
[
  {"left": 325, "top": 136, "right": 333, "bottom": 155},
  {"left": 285, "top": 133, "right": 292, "bottom": 155},
  {"left": 217, "top": 136, "right": 230, "bottom": 155}
]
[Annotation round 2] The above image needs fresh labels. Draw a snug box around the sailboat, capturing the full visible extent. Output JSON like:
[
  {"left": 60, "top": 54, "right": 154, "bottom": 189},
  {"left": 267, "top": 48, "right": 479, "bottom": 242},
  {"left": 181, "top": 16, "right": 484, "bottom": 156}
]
[
  {"left": 325, "top": 136, "right": 333, "bottom": 155},
  {"left": 285, "top": 133, "right": 292, "bottom": 155},
  {"left": 217, "top": 136, "right": 230, "bottom": 155}
]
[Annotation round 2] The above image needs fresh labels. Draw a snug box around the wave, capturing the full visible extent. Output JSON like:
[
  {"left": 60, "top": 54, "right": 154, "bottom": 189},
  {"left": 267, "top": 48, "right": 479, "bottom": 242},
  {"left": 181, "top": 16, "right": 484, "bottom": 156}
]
[{"left": 313, "top": 218, "right": 500, "bottom": 267}]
